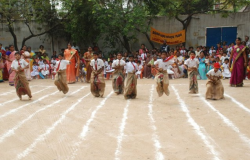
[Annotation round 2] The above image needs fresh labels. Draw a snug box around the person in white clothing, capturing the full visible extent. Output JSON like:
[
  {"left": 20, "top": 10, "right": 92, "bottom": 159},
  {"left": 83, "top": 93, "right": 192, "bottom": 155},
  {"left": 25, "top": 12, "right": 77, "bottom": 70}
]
[
  {"left": 112, "top": 53, "right": 126, "bottom": 94},
  {"left": 222, "top": 58, "right": 231, "bottom": 79},
  {"left": 54, "top": 54, "right": 72, "bottom": 94},
  {"left": 11, "top": 52, "right": 32, "bottom": 100},
  {"left": 90, "top": 52, "right": 105, "bottom": 97},
  {"left": 206, "top": 63, "right": 224, "bottom": 100},
  {"left": 124, "top": 55, "right": 138, "bottom": 99},
  {"left": 31, "top": 61, "right": 39, "bottom": 79},
  {"left": 153, "top": 51, "right": 175, "bottom": 97},
  {"left": 184, "top": 51, "right": 199, "bottom": 94},
  {"left": 41, "top": 60, "right": 50, "bottom": 78},
  {"left": 136, "top": 61, "right": 143, "bottom": 79}
]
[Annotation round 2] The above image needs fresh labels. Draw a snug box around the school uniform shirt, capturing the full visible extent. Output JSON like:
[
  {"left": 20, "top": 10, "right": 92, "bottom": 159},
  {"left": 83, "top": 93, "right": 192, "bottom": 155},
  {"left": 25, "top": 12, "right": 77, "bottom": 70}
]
[
  {"left": 180, "top": 49, "right": 186, "bottom": 56},
  {"left": 136, "top": 64, "right": 143, "bottom": 75},
  {"left": 41, "top": 64, "right": 50, "bottom": 71},
  {"left": 176, "top": 56, "right": 184, "bottom": 64},
  {"left": 90, "top": 59, "right": 104, "bottom": 71},
  {"left": 154, "top": 59, "right": 175, "bottom": 71},
  {"left": 38, "top": 60, "right": 44, "bottom": 66},
  {"left": 54, "top": 60, "right": 70, "bottom": 70},
  {"left": 207, "top": 69, "right": 222, "bottom": 77},
  {"left": 220, "top": 56, "right": 229, "bottom": 64},
  {"left": 11, "top": 59, "right": 29, "bottom": 70},
  {"left": 141, "top": 53, "right": 147, "bottom": 61},
  {"left": 125, "top": 62, "right": 138, "bottom": 73},
  {"left": 112, "top": 59, "right": 126, "bottom": 68},
  {"left": 209, "top": 49, "right": 216, "bottom": 55},
  {"left": 222, "top": 63, "right": 231, "bottom": 78},
  {"left": 184, "top": 58, "right": 199, "bottom": 68}
]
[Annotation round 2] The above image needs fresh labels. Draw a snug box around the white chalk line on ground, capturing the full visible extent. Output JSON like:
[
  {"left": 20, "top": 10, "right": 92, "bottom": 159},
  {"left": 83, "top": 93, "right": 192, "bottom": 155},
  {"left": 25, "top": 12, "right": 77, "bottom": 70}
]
[
  {"left": 114, "top": 100, "right": 130, "bottom": 160},
  {"left": 0, "top": 87, "right": 86, "bottom": 143},
  {"left": 0, "top": 86, "right": 52, "bottom": 107},
  {"left": 16, "top": 92, "right": 91, "bottom": 160},
  {"left": 224, "top": 93, "right": 250, "bottom": 114},
  {"left": 0, "top": 89, "right": 58, "bottom": 119},
  {"left": 199, "top": 94, "right": 250, "bottom": 149},
  {"left": 0, "top": 85, "right": 47, "bottom": 96},
  {"left": 171, "top": 86, "right": 220, "bottom": 160},
  {"left": 147, "top": 85, "right": 164, "bottom": 160},
  {"left": 68, "top": 91, "right": 114, "bottom": 160}
]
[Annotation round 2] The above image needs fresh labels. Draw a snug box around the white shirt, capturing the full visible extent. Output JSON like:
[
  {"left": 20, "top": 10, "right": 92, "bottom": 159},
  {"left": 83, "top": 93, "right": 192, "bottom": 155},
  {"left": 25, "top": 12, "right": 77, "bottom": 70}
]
[
  {"left": 112, "top": 59, "right": 126, "bottom": 68},
  {"left": 141, "top": 53, "right": 147, "bottom": 61},
  {"left": 176, "top": 56, "right": 184, "bottom": 63},
  {"left": 207, "top": 69, "right": 222, "bottom": 77},
  {"left": 125, "top": 62, "right": 138, "bottom": 73},
  {"left": 154, "top": 58, "right": 174, "bottom": 71},
  {"left": 209, "top": 49, "right": 216, "bottom": 55},
  {"left": 220, "top": 56, "right": 228, "bottom": 64},
  {"left": 41, "top": 64, "right": 50, "bottom": 71},
  {"left": 55, "top": 60, "right": 70, "bottom": 70},
  {"left": 90, "top": 59, "right": 104, "bottom": 71},
  {"left": 38, "top": 60, "right": 44, "bottom": 66},
  {"left": 11, "top": 59, "right": 29, "bottom": 70},
  {"left": 180, "top": 49, "right": 186, "bottom": 56},
  {"left": 184, "top": 58, "right": 199, "bottom": 68}
]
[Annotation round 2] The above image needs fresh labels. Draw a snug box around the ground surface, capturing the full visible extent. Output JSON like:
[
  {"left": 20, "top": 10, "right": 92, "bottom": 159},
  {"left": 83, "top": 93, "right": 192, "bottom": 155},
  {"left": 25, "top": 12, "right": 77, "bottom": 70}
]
[{"left": 0, "top": 78, "right": 249, "bottom": 160}]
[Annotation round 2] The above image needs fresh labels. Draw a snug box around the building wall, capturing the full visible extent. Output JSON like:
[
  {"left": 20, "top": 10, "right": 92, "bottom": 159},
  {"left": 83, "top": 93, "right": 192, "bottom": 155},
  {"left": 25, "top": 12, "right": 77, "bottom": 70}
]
[{"left": 1, "top": 12, "right": 250, "bottom": 56}]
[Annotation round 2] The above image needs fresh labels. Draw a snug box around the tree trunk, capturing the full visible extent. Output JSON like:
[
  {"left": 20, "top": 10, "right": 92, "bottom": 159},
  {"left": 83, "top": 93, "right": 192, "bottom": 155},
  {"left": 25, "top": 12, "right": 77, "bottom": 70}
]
[
  {"left": 7, "top": 20, "right": 19, "bottom": 51},
  {"left": 176, "top": 15, "right": 192, "bottom": 47},
  {"left": 123, "top": 35, "right": 131, "bottom": 53},
  {"left": 144, "top": 32, "right": 155, "bottom": 49}
]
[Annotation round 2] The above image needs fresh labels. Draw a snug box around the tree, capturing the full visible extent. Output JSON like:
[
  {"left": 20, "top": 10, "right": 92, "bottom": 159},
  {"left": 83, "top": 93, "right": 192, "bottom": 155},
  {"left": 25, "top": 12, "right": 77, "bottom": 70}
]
[
  {"left": 91, "top": 0, "right": 150, "bottom": 52},
  {"left": 63, "top": 0, "right": 100, "bottom": 48},
  {"left": 0, "top": 0, "right": 74, "bottom": 50}
]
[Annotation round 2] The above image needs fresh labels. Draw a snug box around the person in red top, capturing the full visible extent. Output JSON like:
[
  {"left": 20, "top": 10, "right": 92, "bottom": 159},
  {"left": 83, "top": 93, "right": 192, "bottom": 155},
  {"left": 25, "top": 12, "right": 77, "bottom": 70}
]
[{"left": 139, "top": 44, "right": 148, "bottom": 55}]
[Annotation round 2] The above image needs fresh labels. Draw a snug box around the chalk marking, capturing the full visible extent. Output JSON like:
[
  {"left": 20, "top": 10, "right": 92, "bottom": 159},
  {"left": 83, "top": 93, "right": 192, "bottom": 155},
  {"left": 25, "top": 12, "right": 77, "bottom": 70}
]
[
  {"left": 0, "top": 87, "right": 52, "bottom": 107},
  {"left": 114, "top": 100, "right": 130, "bottom": 160},
  {"left": 148, "top": 85, "right": 164, "bottom": 160},
  {"left": 68, "top": 91, "right": 113, "bottom": 160},
  {"left": 16, "top": 92, "right": 91, "bottom": 159},
  {"left": 0, "top": 87, "right": 85, "bottom": 143},
  {"left": 199, "top": 94, "right": 250, "bottom": 148},
  {"left": 172, "top": 86, "right": 220, "bottom": 160},
  {"left": 0, "top": 90, "right": 58, "bottom": 119},
  {"left": 225, "top": 93, "right": 250, "bottom": 114}
]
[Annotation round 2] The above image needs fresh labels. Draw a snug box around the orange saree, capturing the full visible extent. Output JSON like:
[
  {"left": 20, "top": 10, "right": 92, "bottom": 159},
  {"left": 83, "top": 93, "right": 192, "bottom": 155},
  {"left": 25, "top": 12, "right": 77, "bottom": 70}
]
[
  {"left": 64, "top": 49, "right": 80, "bottom": 83},
  {"left": 84, "top": 51, "right": 94, "bottom": 82}
]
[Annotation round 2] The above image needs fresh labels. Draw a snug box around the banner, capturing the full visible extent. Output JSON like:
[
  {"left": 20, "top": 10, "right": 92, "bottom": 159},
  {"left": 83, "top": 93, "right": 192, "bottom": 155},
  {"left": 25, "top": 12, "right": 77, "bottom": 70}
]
[{"left": 150, "top": 27, "right": 186, "bottom": 45}]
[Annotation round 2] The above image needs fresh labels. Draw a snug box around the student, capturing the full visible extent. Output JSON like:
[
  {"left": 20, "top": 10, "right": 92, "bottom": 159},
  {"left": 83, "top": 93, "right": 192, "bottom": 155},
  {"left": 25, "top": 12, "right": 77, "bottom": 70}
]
[
  {"left": 172, "top": 62, "right": 181, "bottom": 79},
  {"left": 124, "top": 55, "right": 138, "bottom": 99},
  {"left": 54, "top": 54, "right": 73, "bottom": 94},
  {"left": 184, "top": 51, "right": 199, "bottom": 94},
  {"left": 220, "top": 51, "right": 229, "bottom": 64},
  {"left": 112, "top": 53, "right": 126, "bottom": 95},
  {"left": 11, "top": 52, "right": 32, "bottom": 100},
  {"left": 106, "top": 61, "right": 114, "bottom": 80},
  {"left": 222, "top": 58, "right": 231, "bottom": 79},
  {"left": 153, "top": 51, "right": 175, "bottom": 97},
  {"left": 90, "top": 52, "right": 105, "bottom": 97},
  {"left": 136, "top": 60, "right": 143, "bottom": 79},
  {"left": 206, "top": 63, "right": 224, "bottom": 100},
  {"left": 41, "top": 60, "right": 50, "bottom": 79},
  {"left": 31, "top": 61, "right": 39, "bottom": 79}
]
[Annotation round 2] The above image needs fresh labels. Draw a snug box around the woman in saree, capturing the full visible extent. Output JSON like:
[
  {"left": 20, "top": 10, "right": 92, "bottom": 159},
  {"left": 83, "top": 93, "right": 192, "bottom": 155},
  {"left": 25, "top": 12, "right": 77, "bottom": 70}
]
[
  {"left": 1, "top": 49, "right": 9, "bottom": 80},
  {"left": 20, "top": 45, "right": 32, "bottom": 81},
  {"left": 11, "top": 52, "right": 32, "bottom": 100},
  {"left": 27, "top": 46, "right": 36, "bottom": 72},
  {"left": 229, "top": 37, "right": 248, "bottom": 87},
  {"left": 5, "top": 45, "right": 16, "bottom": 86},
  {"left": 143, "top": 52, "right": 152, "bottom": 78},
  {"left": 64, "top": 43, "right": 80, "bottom": 84},
  {"left": 84, "top": 46, "right": 94, "bottom": 83},
  {"left": 198, "top": 51, "right": 207, "bottom": 80}
]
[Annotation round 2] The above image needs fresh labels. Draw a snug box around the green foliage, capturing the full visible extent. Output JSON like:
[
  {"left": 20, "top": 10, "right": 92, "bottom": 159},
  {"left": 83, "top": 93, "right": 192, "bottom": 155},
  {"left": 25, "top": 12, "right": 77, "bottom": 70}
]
[{"left": 90, "top": 0, "right": 150, "bottom": 52}]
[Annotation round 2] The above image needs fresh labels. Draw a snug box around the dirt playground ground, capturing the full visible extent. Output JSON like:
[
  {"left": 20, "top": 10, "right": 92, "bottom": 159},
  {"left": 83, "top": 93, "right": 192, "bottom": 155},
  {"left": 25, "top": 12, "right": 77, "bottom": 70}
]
[{"left": 0, "top": 78, "right": 249, "bottom": 160}]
